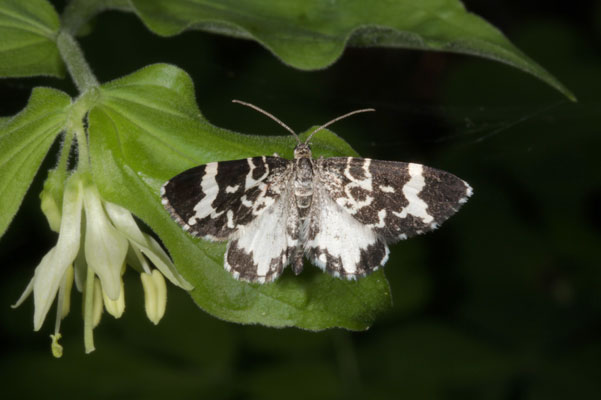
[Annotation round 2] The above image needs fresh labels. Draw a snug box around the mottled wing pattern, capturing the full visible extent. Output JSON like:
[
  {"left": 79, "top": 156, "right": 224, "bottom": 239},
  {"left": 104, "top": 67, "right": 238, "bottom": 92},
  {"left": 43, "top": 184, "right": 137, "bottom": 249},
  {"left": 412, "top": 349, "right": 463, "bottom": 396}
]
[
  {"left": 315, "top": 157, "right": 472, "bottom": 243},
  {"left": 305, "top": 182, "right": 389, "bottom": 279},
  {"left": 225, "top": 185, "right": 296, "bottom": 283},
  {"left": 161, "top": 156, "right": 292, "bottom": 241}
]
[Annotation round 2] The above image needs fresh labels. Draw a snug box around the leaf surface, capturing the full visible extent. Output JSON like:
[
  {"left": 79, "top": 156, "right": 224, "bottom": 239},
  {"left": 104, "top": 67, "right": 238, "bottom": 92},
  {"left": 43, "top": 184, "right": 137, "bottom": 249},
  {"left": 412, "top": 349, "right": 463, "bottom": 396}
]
[
  {"left": 88, "top": 64, "right": 391, "bottom": 330},
  {"left": 0, "top": 87, "right": 71, "bottom": 237},
  {"left": 0, "top": 0, "right": 63, "bottom": 77},
  {"left": 129, "top": 0, "right": 574, "bottom": 99}
]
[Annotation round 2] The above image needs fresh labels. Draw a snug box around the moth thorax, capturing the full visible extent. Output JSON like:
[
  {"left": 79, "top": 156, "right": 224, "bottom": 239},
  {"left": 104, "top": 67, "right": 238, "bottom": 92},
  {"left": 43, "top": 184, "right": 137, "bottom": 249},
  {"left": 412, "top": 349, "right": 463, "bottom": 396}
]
[{"left": 294, "top": 157, "right": 314, "bottom": 209}]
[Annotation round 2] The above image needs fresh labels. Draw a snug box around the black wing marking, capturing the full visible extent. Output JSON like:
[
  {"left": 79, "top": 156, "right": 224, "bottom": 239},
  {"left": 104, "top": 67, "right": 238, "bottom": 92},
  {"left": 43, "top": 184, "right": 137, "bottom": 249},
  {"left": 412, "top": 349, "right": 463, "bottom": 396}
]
[
  {"left": 161, "top": 156, "right": 292, "bottom": 240},
  {"left": 315, "top": 157, "right": 472, "bottom": 242}
]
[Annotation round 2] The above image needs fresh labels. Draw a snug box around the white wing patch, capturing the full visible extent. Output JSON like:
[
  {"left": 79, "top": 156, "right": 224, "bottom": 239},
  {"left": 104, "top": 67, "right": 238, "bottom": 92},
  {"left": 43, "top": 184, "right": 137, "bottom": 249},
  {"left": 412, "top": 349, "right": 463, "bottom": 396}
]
[
  {"left": 225, "top": 192, "right": 292, "bottom": 283},
  {"left": 188, "top": 162, "right": 221, "bottom": 225},
  {"left": 392, "top": 163, "right": 434, "bottom": 224},
  {"left": 306, "top": 185, "right": 389, "bottom": 278},
  {"left": 225, "top": 184, "right": 239, "bottom": 193}
]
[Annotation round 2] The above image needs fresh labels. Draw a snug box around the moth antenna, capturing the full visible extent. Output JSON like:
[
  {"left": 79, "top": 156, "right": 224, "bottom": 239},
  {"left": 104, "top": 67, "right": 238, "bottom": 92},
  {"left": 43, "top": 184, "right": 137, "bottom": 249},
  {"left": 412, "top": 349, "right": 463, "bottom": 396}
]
[
  {"left": 232, "top": 100, "right": 300, "bottom": 143},
  {"left": 305, "top": 108, "right": 375, "bottom": 144}
]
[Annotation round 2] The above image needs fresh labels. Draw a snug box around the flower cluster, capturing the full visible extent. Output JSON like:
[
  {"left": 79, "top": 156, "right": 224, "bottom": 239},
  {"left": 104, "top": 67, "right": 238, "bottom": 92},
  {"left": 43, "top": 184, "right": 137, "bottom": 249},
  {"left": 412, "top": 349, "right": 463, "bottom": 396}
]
[{"left": 13, "top": 171, "right": 191, "bottom": 357}]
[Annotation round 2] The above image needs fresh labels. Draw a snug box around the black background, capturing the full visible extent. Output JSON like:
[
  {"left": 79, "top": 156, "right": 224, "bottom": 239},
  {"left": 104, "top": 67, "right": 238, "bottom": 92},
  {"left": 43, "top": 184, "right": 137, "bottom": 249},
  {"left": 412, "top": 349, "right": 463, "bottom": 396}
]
[{"left": 1, "top": 1, "right": 600, "bottom": 398}]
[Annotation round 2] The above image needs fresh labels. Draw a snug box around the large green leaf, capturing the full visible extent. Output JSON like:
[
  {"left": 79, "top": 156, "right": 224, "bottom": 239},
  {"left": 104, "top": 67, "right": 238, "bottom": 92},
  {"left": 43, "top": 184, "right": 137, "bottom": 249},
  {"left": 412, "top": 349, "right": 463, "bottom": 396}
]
[
  {"left": 88, "top": 63, "right": 391, "bottom": 330},
  {"left": 0, "top": 87, "right": 71, "bottom": 238},
  {"left": 129, "top": 0, "right": 574, "bottom": 100},
  {"left": 0, "top": 0, "right": 63, "bottom": 77}
]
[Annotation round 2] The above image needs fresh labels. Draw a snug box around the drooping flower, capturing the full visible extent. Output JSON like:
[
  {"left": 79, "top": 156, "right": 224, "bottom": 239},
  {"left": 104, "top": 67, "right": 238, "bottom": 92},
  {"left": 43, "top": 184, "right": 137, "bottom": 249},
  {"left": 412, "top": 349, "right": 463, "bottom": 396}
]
[{"left": 13, "top": 171, "right": 192, "bottom": 356}]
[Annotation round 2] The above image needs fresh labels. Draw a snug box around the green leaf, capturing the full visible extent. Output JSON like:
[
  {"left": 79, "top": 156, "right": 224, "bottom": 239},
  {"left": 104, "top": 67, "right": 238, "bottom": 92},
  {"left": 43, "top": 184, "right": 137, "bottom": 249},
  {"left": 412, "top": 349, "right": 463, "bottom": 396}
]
[
  {"left": 129, "top": 0, "right": 574, "bottom": 100},
  {"left": 88, "top": 63, "right": 391, "bottom": 330},
  {"left": 0, "top": 0, "right": 63, "bottom": 77},
  {"left": 0, "top": 87, "right": 71, "bottom": 238}
]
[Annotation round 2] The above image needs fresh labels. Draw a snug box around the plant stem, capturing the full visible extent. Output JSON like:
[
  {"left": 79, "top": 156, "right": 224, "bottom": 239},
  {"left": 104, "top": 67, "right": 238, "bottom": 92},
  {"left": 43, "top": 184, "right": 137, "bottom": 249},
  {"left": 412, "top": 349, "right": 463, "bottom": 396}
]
[
  {"left": 64, "top": 82, "right": 100, "bottom": 171},
  {"left": 57, "top": 31, "right": 98, "bottom": 93},
  {"left": 75, "top": 127, "right": 90, "bottom": 171},
  {"left": 57, "top": 129, "right": 75, "bottom": 172}
]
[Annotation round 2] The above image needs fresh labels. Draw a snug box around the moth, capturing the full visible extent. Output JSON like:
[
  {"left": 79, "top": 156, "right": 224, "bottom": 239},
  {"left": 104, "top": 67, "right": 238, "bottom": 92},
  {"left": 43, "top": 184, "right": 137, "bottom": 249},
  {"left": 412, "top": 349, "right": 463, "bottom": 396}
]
[{"left": 161, "top": 101, "right": 472, "bottom": 283}]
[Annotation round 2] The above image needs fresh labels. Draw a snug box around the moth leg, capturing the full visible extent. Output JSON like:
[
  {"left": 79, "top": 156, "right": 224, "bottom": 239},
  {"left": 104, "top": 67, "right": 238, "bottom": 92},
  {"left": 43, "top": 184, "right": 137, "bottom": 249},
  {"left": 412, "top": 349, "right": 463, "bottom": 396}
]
[{"left": 291, "top": 252, "right": 304, "bottom": 275}]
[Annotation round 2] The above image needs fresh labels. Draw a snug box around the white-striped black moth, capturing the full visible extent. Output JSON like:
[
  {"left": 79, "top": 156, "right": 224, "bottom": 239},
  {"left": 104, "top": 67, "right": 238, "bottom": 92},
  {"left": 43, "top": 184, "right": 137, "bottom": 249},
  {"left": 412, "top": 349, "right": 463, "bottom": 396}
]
[{"left": 161, "top": 101, "right": 472, "bottom": 283}]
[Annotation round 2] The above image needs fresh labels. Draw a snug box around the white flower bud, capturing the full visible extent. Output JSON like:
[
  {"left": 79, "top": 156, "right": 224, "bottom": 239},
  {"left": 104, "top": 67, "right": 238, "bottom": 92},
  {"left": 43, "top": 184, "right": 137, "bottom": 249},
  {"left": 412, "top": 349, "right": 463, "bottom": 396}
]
[
  {"left": 102, "top": 278, "right": 125, "bottom": 318},
  {"left": 141, "top": 270, "right": 167, "bottom": 325}
]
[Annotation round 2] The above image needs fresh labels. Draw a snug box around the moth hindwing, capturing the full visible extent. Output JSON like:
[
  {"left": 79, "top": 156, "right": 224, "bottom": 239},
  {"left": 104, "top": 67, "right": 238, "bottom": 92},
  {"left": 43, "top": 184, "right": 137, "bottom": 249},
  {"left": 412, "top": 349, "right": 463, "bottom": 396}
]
[{"left": 161, "top": 103, "right": 472, "bottom": 283}]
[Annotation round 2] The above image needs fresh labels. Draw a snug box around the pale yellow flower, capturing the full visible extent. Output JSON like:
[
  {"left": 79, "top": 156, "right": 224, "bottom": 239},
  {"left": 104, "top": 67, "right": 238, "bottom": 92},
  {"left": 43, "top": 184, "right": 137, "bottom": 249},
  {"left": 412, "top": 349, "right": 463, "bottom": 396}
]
[{"left": 13, "top": 171, "right": 191, "bottom": 356}]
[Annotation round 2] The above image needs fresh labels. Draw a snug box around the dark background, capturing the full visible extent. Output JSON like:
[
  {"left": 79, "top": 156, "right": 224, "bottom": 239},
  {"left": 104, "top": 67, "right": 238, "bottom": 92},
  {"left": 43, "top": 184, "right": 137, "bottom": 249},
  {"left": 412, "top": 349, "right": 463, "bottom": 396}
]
[{"left": 1, "top": 0, "right": 600, "bottom": 398}]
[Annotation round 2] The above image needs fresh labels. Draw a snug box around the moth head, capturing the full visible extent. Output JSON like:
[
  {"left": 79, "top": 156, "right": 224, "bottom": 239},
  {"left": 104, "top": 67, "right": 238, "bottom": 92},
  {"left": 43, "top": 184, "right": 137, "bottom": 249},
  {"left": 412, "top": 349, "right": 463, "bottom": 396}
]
[{"left": 293, "top": 143, "right": 312, "bottom": 159}]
